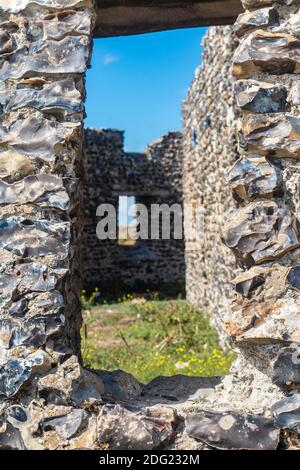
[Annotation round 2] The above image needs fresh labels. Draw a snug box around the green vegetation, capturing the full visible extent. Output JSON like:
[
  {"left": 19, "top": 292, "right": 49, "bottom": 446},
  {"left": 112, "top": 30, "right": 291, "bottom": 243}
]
[{"left": 81, "top": 291, "right": 235, "bottom": 384}]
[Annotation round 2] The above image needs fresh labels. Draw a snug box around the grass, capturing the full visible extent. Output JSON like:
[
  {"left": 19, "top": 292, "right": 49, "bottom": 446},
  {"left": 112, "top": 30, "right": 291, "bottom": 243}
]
[{"left": 81, "top": 291, "right": 235, "bottom": 384}]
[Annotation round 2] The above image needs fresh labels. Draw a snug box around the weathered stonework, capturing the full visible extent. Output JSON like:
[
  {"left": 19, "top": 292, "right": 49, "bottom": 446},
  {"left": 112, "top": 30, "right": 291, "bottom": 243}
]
[
  {"left": 216, "top": 0, "right": 300, "bottom": 449},
  {"left": 0, "top": 0, "right": 98, "bottom": 450},
  {"left": 228, "top": 156, "right": 283, "bottom": 200},
  {"left": 182, "top": 26, "right": 239, "bottom": 341},
  {"left": 0, "top": 0, "right": 299, "bottom": 451},
  {"left": 183, "top": 10, "right": 300, "bottom": 450},
  {"left": 82, "top": 129, "right": 185, "bottom": 292}
]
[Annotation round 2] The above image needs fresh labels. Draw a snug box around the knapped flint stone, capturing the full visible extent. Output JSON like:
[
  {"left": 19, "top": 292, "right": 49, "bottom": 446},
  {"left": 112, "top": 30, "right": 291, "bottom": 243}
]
[
  {"left": 143, "top": 375, "right": 221, "bottom": 403},
  {"left": 0, "top": 421, "right": 26, "bottom": 450},
  {"left": 0, "top": 313, "right": 65, "bottom": 349},
  {"left": 37, "top": 356, "right": 104, "bottom": 407},
  {"left": 233, "top": 30, "right": 300, "bottom": 79},
  {"left": 238, "top": 114, "right": 300, "bottom": 158},
  {"left": 222, "top": 201, "right": 300, "bottom": 265},
  {"left": 0, "top": 36, "right": 90, "bottom": 80},
  {"left": 0, "top": 30, "right": 15, "bottom": 54},
  {"left": 234, "top": 8, "right": 279, "bottom": 38},
  {"left": 186, "top": 410, "right": 280, "bottom": 450},
  {"left": 0, "top": 174, "right": 69, "bottom": 209},
  {"left": 25, "top": 290, "right": 64, "bottom": 314},
  {"left": 226, "top": 268, "right": 298, "bottom": 336},
  {"left": 96, "top": 370, "right": 143, "bottom": 402},
  {"left": 5, "top": 406, "right": 28, "bottom": 423},
  {"left": 97, "top": 404, "right": 178, "bottom": 450},
  {"left": 0, "top": 79, "right": 82, "bottom": 116},
  {"left": 272, "top": 347, "right": 300, "bottom": 386},
  {"left": 228, "top": 157, "right": 282, "bottom": 201},
  {"left": 41, "top": 409, "right": 89, "bottom": 441},
  {"left": 231, "top": 266, "right": 266, "bottom": 298},
  {"left": 0, "top": 290, "right": 65, "bottom": 326},
  {"left": 234, "top": 80, "right": 287, "bottom": 113},
  {"left": 0, "top": 0, "right": 88, "bottom": 12},
  {"left": 37, "top": 11, "right": 92, "bottom": 40},
  {"left": 8, "top": 299, "right": 28, "bottom": 316},
  {"left": 0, "top": 112, "right": 80, "bottom": 162},
  {"left": 272, "top": 394, "right": 300, "bottom": 432},
  {"left": 231, "top": 264, "right": 289, "bottom": 301},
  {"left": 0, "top": 350, "right": 52, "bottom": 398},
  {"left": 1, "top": 263, "right": 58, "bottom": 294},
  {"left": 0, "top": 217, "right": 70, "bottom": 261}
]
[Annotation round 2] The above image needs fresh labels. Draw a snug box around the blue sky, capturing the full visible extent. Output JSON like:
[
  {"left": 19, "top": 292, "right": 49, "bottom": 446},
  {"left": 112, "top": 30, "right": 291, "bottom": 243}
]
[{"left": 85, "top": 27, "right": 207, "bottom": 152}]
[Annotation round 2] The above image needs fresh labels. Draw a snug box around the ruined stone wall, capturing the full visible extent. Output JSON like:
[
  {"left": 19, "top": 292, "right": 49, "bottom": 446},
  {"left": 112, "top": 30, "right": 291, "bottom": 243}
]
[
  {"left": 0, "top": 0, "right": 299, "bottom": 451},
  {"left": 181, "top": 13, "right": 300, "bottom": 448},
  {"left": 0, "top": 0, "right": 101, "bottom": 450},
  {"left": 82, "top": 129, "right": 185, "bottom": 292},
  {"left": 182, "top": 26, "right": 239, "bottom": 339},
  {"left": 219, "top": 0, "right": 300, "bottom": 423}
]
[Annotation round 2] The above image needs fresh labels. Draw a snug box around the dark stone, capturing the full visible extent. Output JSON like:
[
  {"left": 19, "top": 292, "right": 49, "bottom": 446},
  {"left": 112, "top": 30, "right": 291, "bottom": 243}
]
[
  {"left": 234, "top": 8, "right": 279, "bottom": 38},
  {"left": 0, "top": 263, "right": 59, "bottom": 304},
  {"left": 222, "top": 201, "right": 300, "bottom": 265},
  {"left": 0, "top": 351, "right": 51, "bottom": 398},
  {"left": 234, "top": 80, "right": 287, "bottom": 113},
  {"left": 0, "top": 314, "right": 64, "bottom": 350},
  {"left": 233, "top": 30, "right": 300, "bottom": 79},
  {"left": 186, "top": 410, "right": 280, "bottom": 450},
  {"left": 41, "top": 409, "right": 89, "bottom": 440},
  {"left": 143, "top": 375, "right": 221, "bottom": 403},
  {"left": 272, "top": 348, "right": 300, "bottom": 386},
  {"left": 287, "top": 266, "right": 300, "bottom": 291},
  {"left": 8, "top": 299, "right": 28, "bottom": 316},
  {"left": 0, "top": 30, "right": 15, "bottom": 54},
  {"left": 5, "top": 405, "right": 28, "bottom": 423},
  {"left": 0, "top": 421, "right": 26, "bottom": 450},
  {"left": 272, "top": 394, "right": 300, "bottom": 433},
  {"left": 0, "top": 359, "right": 32, "bottom": 398},
  {"left": 238, "top": 114, "right": 300, "bottom": 158},
  {"left": 97, "top": 404, "right": 178, "bottom": 450},
  {"left": 0, "top": 217, "right": 70, "bottom": 261},
  {"left": 96, "top": 370, "right": 142, "bottom": 401},
  {"left": 235, "top": 273, "right": 265, "bottom": 298}
]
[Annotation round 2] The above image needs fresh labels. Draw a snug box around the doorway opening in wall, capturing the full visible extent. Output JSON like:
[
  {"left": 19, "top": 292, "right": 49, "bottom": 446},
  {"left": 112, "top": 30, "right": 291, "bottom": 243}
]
[
  {"left": 117, "top": 195, "right": 137, "bottom": 246},
  {"left": 81, "top": 27, "right": 236, "bottom": 383}
]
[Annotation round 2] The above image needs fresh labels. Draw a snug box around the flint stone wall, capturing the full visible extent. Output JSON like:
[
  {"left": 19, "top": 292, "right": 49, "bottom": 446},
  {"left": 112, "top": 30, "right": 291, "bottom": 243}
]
[
  {"left": 0, "top": 0, "right": 299, "bottom": 452},
  {"left": 182, "top": 26, "right": 239, "bottom": 340},
  {"left": 219, "top": 0, "right": 300, "bottom": 417},
  {"left": 82, "top": 129, "right": 185, "bottom": 292}
]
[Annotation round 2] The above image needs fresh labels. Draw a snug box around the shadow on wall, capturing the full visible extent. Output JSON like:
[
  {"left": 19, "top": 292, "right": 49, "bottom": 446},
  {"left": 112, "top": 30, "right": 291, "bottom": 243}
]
[{"left": 82, "top": 128, "right": 186, "bottom": 297}]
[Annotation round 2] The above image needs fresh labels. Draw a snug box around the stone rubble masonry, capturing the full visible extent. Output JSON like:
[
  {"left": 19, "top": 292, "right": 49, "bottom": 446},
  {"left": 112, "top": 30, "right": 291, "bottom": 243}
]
[
  {"left": 0, "top": 0, "right": 299, "bottom": 451},
  {"left": 0, "top": 0, "right": 99, "bottom": 450},
  {"left": 82, "top": 129, "right": 185, "bottom": 292},
  {"left": 183, "top": 14, "right": 300, "bottom": 449},
  {"left": 217, "top": 0, "right": 300, "bottom": 449},
  {"left": 182, "top": 26, "right": 240, "bottom": 342}
]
